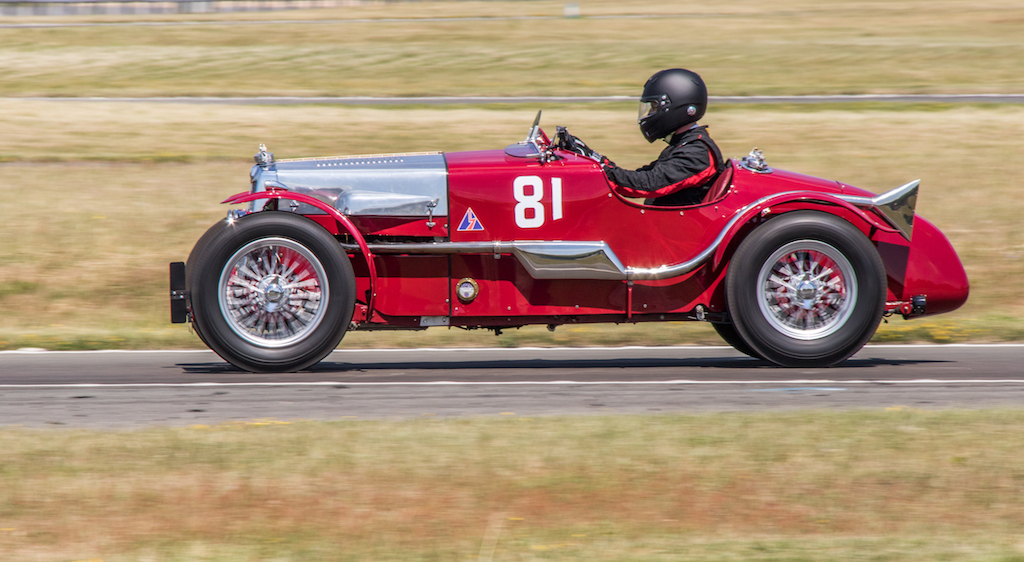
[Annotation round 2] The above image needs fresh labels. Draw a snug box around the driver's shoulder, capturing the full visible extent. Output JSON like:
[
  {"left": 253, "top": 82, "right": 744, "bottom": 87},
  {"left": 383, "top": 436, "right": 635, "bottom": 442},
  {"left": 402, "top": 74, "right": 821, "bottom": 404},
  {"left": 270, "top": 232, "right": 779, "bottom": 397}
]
[{"left": 663, "top": 138, "right": 713, "bottom": 161}]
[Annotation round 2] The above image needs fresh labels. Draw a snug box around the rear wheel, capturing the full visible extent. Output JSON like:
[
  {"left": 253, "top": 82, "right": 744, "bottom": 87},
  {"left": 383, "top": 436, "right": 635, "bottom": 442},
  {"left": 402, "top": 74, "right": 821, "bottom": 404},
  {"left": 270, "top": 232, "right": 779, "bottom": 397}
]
[
  {"left": 190, "top": 212, "right": 355, "bottom": 372},
  {"left": 726, "top": 211, "right": 886, "bottom": 367}
]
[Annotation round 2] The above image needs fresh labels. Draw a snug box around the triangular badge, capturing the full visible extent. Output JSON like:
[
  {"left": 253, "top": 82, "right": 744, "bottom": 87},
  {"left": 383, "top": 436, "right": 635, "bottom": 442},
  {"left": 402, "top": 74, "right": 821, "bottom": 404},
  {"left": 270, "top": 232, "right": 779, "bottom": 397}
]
[{"left": 457, "top": 208, "right": 485, "bottom": 232}]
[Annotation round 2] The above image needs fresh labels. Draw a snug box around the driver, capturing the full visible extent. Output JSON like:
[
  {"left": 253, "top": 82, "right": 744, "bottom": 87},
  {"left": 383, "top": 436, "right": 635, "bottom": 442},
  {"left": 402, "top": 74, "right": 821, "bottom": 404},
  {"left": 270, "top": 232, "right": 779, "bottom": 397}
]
[{"left": 569, "top": 68, "right": 725, "bottom": 206}]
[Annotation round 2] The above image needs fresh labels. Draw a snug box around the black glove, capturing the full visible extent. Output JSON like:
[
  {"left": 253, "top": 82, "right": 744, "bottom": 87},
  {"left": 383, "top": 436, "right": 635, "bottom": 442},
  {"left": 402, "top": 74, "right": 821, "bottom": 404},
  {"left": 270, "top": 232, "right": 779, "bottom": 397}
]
[
  {"left": 556, "top": 127, "right": 610, "bottom": 163},
  {"left": 567, "top": 135, "right": 593, "bottom": 157},
  {"left": 556, "top": 127, "right": 591, "bottom": 156}
]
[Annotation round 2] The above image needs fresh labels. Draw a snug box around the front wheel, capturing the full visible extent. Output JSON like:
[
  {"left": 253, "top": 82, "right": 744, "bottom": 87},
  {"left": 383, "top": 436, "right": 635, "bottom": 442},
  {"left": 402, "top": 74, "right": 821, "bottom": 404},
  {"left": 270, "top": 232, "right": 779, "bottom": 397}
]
[
  {"left": 190, "top": 212, "right": 356, "bottom": 372},
  {"left": 185, "top": 217, "right": 231, "bottom": 347},
  {"left": 726, "top": 211, "right": 886, "bottom": 368}
]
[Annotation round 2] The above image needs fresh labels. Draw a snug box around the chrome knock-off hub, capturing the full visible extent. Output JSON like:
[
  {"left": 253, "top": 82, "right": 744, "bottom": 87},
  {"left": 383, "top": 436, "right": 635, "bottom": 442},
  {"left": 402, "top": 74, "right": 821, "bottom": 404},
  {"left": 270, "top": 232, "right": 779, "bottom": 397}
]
[
  {"left": 795, "top": 274, "right": 819, "bottom": 310},
  {"left": 218, "top": 237, "right": 329, "bottom": 347},
  {"left": 756, "top": 240, "right": 858, "bottom": 340},
  {"left": 257, "top": 275, "right": 287, "bottom": 311}
]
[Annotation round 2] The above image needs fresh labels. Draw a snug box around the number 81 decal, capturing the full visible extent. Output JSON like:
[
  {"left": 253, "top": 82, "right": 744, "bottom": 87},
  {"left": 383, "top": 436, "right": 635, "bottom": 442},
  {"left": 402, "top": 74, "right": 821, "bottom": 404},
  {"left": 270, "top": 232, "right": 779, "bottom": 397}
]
[{"left": 513, "top": 176, "right": 562, "bottom": 229}]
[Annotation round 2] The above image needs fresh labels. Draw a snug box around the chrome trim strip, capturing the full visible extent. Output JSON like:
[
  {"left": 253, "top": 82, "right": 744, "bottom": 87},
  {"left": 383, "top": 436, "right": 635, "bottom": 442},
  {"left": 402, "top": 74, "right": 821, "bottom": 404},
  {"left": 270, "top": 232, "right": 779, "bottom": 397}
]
[
  {"left": 512, "top": 242, "right": 626, "bottom": 280},
  {"left": 836, "top": 180, "right": 918, "bottom": 240},
  {"left": 344, "top": 241, "right": 629, "bottom": 280},
  {"left": 339, "top": 190, "right": 880, "bottom": 281}
]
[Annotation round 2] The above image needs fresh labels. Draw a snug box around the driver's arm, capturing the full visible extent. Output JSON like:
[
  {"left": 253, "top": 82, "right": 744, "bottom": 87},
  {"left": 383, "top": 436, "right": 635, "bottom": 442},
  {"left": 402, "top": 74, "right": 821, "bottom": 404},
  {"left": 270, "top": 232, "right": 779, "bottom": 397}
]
[{"left": 603, "top": 144, "right": 717, "bottom": 199}]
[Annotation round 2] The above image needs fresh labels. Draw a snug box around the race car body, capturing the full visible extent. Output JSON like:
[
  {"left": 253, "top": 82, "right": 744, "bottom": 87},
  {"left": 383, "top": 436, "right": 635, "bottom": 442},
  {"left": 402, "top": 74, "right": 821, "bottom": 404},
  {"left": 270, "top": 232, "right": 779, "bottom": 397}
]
[{"left": 171, "top": 113, "right": 968, "bottom": 372}]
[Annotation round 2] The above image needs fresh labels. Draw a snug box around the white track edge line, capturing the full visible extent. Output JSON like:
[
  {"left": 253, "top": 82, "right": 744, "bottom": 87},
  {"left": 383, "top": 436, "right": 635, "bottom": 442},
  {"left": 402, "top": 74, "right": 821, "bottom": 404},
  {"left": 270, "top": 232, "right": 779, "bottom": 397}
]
[{"left": 3, "top": 379, "right": 1024, "bottom": 388}]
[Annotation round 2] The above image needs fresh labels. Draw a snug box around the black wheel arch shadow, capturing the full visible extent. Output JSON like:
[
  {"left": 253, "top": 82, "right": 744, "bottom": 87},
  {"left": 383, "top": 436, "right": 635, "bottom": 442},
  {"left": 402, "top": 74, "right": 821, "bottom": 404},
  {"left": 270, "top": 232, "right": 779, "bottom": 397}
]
[{"left": 175, "top": 355, "right": 945, "bottom": 375}]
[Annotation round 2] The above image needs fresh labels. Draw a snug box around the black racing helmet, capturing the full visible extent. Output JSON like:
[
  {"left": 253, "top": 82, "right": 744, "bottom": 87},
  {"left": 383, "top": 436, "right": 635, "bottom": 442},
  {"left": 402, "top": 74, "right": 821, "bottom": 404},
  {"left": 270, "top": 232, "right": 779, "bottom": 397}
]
[{"left": 637, "top": 68, "right": 708, "bottom": 143}]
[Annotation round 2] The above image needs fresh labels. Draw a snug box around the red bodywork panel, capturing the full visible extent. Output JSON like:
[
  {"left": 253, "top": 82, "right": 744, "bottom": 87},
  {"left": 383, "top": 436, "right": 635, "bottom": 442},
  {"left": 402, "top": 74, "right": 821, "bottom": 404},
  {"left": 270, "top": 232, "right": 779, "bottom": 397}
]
[
  {"left": 446, "top": 151, "right": 710, "bottom": 319},
  {"left": 902, "top": 217, "right": 970, "bottom": 315},
  {"left": 361, "top": 256, "right": 450, "bottom": 318},
  {"left": 245, "top": 142, "right": 966, "bottom": 328},
  {"left": 447, "top": 151, "right": 713, "bottom": 270}
]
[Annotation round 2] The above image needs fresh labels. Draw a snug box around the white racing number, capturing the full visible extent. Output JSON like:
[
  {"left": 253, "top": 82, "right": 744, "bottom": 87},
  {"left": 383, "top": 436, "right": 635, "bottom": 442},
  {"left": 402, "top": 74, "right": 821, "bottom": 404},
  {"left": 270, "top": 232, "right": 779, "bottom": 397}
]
[{"left": 513, "top": 176, "right": 563, "bottom": 229}]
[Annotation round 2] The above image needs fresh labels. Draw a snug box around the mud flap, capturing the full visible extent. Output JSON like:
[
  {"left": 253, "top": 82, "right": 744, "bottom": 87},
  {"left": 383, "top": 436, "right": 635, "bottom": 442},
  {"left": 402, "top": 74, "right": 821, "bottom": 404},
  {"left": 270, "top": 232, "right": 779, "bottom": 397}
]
[{"left": 169, "top": 262, "right": 188, "bottom": 323}]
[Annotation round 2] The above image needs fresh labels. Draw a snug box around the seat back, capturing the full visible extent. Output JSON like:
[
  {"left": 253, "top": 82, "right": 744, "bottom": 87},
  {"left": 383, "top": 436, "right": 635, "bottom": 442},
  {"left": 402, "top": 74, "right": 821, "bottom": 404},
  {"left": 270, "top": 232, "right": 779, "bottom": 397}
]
[{"left": 703, "top": 160, "right": 734, "bottom": 203}]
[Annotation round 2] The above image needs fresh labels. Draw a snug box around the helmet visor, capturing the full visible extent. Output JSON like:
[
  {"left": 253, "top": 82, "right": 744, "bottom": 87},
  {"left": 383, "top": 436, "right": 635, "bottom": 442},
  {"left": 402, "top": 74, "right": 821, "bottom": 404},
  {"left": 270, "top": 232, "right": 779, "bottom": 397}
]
[{"left": 638, "top": 100, "right": 660, "bottom": 122}]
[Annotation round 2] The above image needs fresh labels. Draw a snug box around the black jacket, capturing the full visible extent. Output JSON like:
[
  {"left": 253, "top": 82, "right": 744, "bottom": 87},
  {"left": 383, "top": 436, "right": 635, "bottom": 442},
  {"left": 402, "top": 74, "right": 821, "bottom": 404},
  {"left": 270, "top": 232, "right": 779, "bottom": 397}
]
[{"left": 603, "top": 126, "right": 724, "bottom": 206}]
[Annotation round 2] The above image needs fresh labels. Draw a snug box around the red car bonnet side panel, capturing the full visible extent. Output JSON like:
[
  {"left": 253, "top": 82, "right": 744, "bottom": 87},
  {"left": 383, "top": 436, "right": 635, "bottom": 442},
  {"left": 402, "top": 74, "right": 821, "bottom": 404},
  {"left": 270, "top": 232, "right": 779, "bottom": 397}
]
[{"left": 903, "top": 216, "right": 969, "bottom": 316}]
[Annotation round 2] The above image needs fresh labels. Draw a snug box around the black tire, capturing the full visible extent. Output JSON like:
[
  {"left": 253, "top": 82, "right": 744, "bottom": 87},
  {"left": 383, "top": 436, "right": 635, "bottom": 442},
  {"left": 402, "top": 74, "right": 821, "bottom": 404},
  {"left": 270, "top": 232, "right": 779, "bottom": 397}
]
[
  {"left": 186, "top": 218, "right": 232, "bottom": 347},
  {"left": 726, "top": 211, "right": 886, "bottom": 368},
  {"left": 711, "top": 322, "right": 762, "bottom": 359},
  {"left": 190, "top": 212, "right": 356, "bottom": 373}
]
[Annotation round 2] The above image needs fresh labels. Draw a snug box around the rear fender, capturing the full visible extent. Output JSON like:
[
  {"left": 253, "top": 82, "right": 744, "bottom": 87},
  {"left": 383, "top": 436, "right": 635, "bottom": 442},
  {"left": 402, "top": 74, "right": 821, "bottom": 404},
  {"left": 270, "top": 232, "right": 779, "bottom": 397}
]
[
  {"left": 711, "top": 191, "right": 898, "bottom": 270},
  {"left": 222, "top": 189, "right": 378, "bottom": 321}
]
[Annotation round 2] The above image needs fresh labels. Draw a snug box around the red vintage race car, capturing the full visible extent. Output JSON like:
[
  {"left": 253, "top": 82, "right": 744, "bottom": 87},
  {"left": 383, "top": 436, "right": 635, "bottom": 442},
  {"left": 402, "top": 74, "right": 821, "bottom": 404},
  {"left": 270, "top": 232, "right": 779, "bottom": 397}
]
[{"left": 170, "top": 112, "right": 968, "bottom": 373}]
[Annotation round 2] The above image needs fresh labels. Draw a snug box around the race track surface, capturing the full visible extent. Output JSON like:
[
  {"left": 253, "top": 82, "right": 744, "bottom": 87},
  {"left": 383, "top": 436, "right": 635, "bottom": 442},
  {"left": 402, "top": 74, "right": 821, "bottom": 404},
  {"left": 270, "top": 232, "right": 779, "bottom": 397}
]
[{"left": 1, "top": 344, "right": 1023, "bottom": 427}]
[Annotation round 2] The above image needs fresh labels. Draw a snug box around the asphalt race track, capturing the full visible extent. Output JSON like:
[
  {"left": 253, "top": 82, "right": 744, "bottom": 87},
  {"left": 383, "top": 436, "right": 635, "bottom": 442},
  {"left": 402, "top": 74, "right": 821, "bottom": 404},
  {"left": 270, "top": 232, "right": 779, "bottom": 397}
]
[{"left": 2, "top": 344, "right": 1024, "bottom": 428}]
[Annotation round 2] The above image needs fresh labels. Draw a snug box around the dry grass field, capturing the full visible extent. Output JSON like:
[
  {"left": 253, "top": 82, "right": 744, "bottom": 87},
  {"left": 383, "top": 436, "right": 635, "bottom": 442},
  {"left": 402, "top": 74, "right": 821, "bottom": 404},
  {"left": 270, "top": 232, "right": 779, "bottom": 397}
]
[
  {"left": 4, "top": 410, "right": 1024, "bottom": 561},
  {"left": 1, "top": 0, "right": 1022, "bottom": 350},
  {"left": 2, "top": 0, "right": 1024, "bottom": 97}
]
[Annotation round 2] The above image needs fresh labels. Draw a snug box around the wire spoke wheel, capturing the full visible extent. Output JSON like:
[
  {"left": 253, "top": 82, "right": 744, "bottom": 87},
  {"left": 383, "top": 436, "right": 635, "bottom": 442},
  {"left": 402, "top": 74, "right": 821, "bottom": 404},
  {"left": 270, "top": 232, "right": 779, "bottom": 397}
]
[
  {"left": 218, "top": 237, "right": 329, "bottom": 347},
  {"left": 726, "top": 211, "right": 886, "bottom": 368},
  {"left": 190, "top": 212, "right": 355, "bottom": 373},
  {"left": 757, "top": 240, "right": 857, "bottom": 341}
]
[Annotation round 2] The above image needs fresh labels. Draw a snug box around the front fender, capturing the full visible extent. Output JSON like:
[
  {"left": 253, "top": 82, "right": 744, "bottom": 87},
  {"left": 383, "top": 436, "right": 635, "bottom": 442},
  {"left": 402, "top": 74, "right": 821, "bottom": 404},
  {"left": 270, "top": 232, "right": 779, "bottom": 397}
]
[{"left": 223, "top": 189, "right": 379, "bottom": 321}]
